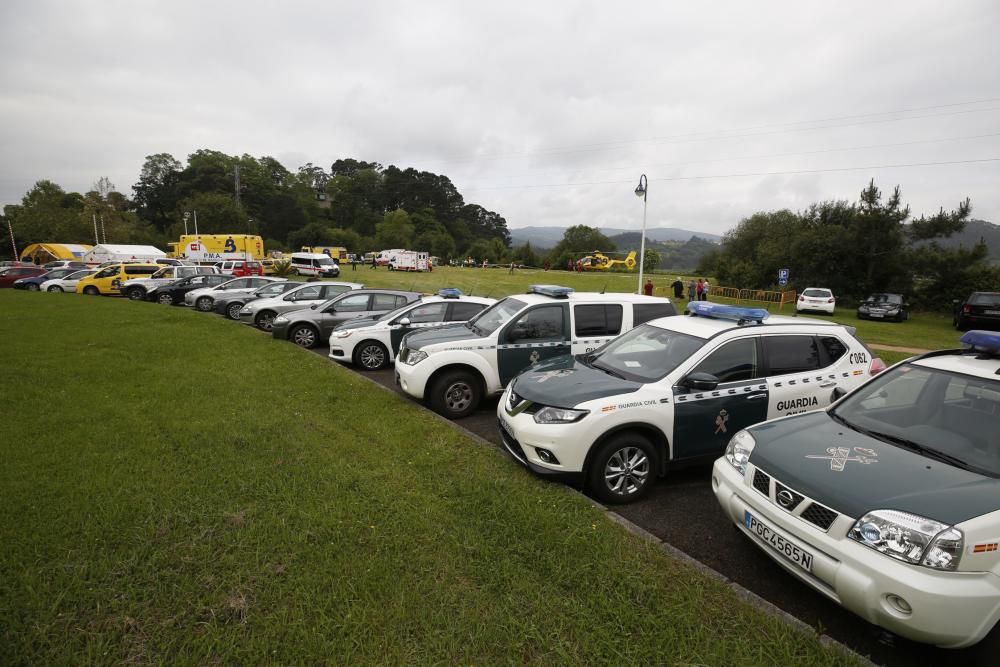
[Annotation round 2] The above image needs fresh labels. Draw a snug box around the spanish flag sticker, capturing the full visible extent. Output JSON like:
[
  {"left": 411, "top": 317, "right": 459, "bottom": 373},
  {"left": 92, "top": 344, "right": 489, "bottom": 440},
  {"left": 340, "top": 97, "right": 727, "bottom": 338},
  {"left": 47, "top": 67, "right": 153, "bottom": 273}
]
[{"left": 971, "top": 543, "right": 998, "bottom": 554}]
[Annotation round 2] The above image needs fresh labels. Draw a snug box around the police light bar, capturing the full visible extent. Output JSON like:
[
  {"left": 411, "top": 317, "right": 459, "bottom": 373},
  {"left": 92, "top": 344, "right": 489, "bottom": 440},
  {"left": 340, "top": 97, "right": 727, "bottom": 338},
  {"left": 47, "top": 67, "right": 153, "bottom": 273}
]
[
  {"left": 960, "top": 330, "right": 1000, "bottom": 355},
  {"left": 687, "top": 301, "right": 769, "bottom": 324},
  {"left": 437, "top": 288, "right": 464, "bottom": 299},
  {"left": 528, "top": 284, "right": 575, "bottom": 298}
]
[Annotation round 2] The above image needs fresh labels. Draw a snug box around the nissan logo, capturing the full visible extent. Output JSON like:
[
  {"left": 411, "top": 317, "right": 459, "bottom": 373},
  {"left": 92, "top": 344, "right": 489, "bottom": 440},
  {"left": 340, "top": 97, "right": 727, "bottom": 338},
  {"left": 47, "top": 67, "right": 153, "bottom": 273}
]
[{"left": 776, "top": 490, "right": 795, "bottom": 508}]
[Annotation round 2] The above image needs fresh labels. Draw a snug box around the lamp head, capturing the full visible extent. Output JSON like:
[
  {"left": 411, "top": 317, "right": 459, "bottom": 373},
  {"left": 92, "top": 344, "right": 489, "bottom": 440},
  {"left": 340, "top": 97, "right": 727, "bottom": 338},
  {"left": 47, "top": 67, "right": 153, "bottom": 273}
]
[{"left": 634, "top": 174, "right": 647, "bottom": 198}]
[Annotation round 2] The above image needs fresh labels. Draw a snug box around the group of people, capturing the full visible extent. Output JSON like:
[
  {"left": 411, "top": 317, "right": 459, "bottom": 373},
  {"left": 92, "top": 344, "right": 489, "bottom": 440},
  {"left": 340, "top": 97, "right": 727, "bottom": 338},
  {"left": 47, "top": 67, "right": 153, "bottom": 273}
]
[{"left": 642, "top": 276, "right": 711, "bottom": 300}]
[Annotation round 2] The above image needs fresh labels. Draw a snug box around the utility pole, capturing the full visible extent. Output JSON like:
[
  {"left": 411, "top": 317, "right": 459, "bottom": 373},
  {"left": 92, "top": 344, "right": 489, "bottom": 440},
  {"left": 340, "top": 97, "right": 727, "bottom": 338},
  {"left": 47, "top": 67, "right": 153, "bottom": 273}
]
[
  {"left": 193, "top": 210, "right": 199, "bottom": 237},
  {"left": 7, "top": 218, "right": 17, "bottom": 259},
  {"left": 100, "top": 215, "right": 107, "bottom": 244},
  {"left": 93, "top": 214, "right": 100, "bottom": 244}
]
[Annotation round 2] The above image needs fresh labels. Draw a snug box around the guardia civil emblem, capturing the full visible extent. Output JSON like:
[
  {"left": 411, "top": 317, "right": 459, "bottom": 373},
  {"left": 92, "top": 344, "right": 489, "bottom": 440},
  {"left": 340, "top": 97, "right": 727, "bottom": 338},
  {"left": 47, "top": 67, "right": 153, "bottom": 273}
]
[
  {"left": 714, "top": 409, "right": 729, "bottom": 434},
  {"left": 529, "top": 350, "right": 540, "bottom": 363}
]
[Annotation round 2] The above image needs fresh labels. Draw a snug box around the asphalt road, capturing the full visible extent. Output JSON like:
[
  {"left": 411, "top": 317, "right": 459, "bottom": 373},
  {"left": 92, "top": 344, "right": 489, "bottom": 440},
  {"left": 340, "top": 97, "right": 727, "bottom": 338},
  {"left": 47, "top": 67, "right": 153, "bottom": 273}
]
[{"left": 326, "top": 358, "right": 982, "bottom": 667}]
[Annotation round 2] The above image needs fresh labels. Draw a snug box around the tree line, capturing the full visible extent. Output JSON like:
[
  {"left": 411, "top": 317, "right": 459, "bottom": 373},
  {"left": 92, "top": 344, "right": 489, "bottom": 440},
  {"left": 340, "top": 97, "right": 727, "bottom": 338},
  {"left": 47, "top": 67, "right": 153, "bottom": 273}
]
[{"left": 697, "top": 179, "right": 999, "bottom": 310}]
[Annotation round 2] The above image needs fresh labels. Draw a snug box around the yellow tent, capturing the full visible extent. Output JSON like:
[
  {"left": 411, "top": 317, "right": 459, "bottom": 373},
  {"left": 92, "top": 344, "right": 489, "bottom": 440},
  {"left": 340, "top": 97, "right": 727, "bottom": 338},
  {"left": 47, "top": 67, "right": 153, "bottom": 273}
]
[{"left": 19, "top": 243, "right": 93, "bottom": 263}]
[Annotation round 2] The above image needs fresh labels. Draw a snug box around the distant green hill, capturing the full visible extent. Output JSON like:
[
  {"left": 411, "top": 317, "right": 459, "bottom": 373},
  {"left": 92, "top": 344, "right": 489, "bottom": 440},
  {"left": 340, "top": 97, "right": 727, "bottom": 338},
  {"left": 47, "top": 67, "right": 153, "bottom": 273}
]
[
  {"left": 606, "top": 232, "right": 718, "bottom": 270},
  {"left": 920, "top": 218, "right": 1000, "bottom": 262}
]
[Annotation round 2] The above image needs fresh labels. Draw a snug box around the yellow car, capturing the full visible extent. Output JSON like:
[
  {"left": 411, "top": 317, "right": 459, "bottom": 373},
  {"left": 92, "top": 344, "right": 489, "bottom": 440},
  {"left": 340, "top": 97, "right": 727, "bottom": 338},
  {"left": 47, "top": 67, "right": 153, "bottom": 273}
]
[{"left": 75, "top": 263, "right": 160, "bottom": 295}]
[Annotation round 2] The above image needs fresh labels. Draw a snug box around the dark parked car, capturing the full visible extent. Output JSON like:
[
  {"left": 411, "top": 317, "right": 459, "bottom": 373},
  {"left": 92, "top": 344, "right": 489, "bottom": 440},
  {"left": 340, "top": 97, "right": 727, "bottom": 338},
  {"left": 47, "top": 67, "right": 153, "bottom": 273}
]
[
  {"left": 856, "top": 293, "right": 909, "bottom": 322},
  {"left": 0, "top": 266, "right": 46, "bottom": 288},
  {"left": 146, "top": 274, "right": 231, "bottom": 305},
  {"left": 954, "top": 292, "right": 1000, "bottom": 331},
  {"left": 12, "top": 267, "right": 81, "bottom": 291},
  {"left": 271, "top": 289, "right": 422, "bottom": 348}
]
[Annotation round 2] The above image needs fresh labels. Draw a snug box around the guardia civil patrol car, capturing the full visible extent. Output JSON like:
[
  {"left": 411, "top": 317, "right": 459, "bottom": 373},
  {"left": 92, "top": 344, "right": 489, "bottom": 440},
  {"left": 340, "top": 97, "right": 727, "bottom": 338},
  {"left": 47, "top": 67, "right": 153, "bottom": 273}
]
[
  {"left": 329, "top": 289, "right": 496, "bottom": 370},
  {"left": 498, "top": 302, "right": 884, "bottom": 504},
  {"left": 714, "top": 330, "right": 1000, "bottom": 654},
  {"left": 396, "top": 285, "right": 676, "bottom": 419}
]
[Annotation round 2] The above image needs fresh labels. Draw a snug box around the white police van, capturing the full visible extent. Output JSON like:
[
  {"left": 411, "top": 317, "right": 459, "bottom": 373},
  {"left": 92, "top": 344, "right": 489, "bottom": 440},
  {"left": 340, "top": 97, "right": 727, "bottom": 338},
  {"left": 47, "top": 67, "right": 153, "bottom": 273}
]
[
  {"left": 329, "top": 289, "right": 496, "bottom": 370},
  {"left": 497, "top": 302, "right": 885, "bottom": 503},
  {"left": 395, "top": 285, "right": 676, "bottom": 419},
  {"left": 714, "top": 330, "right": 1000, "bottom": 654}
]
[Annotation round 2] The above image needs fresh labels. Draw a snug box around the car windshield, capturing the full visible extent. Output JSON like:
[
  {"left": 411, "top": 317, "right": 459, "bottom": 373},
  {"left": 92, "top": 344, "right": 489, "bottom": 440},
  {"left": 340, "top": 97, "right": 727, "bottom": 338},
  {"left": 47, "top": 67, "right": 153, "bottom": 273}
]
[
  {"left": 468, "top": 297, "right": 526, "bottom": 336},
  {"left": 803, "top": 289, "right": 831, "bottom": 298},
  {"left": 256, "top": 282, "right": 291, "bottom": 296},
  {"left": 969, "top": 293, "right": 1000, "bottom": 307},
  {"left": 151, "top": 267, "right": 173, "bottom": 278},
  {"left": 375, "top": 302, "right": 420, "bottom": 323},
  {"left": 831, "top": 363, "right": 1000, "bottom": 477},
  {"left": 865, "top": 293, "right": 902, "bottom": 304},
  {"left": 586, "top": 323, "right": 705, "bottom": 383},
  {"left": 67, "top": 270, "right": 91, "bottom": 279},
  {"left": 316, "top": 256, "right": 335, "bottom": 266}
]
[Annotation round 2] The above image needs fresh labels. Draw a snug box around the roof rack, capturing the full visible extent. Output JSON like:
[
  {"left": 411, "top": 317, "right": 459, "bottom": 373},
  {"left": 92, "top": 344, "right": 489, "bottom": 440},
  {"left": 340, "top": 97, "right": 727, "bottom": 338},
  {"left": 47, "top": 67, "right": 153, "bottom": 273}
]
[
  {"left": 437, "top": 288, "right": 464, "bottom": 299},
  {"left": 687, "top": 301, "right": 769, "bottom": 325},
  {"left": 528, "top": 284, "right": 574, "bottom": 299}
]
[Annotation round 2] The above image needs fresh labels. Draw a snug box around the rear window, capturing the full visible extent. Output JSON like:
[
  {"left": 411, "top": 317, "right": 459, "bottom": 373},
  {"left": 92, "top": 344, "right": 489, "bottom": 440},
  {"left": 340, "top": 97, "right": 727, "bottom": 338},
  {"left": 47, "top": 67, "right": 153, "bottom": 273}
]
[
  {"left": 247, "top": 262, "right": 261, "bottom": 269},
  {"left": 573, "top": 304, "right": 624, "bottom": 337},
  {"left": 633, "top": 302, "right": 677, "bottom": 326},
  {"left": 803, "top": 289, "right": 831, "bottom": 298},
  {"left": 969, "top": 293, "right": 1000, "bottom": 306},
  {"left": 764, "top": 335, "right": 821, "bottom": 375}
]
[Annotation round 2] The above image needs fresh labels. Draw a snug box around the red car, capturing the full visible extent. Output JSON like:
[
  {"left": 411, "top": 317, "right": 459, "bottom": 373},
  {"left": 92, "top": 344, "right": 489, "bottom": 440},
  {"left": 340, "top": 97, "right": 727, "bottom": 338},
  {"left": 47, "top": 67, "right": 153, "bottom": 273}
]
[{"left": 0, "top": 266, "right": 46, "bottom": 288}]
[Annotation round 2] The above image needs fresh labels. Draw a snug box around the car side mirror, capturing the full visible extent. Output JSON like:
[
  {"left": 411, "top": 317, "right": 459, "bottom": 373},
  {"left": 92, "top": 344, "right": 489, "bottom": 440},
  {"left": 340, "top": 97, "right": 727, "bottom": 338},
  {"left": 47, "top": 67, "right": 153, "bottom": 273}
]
[
  {"left": 831, "top": 386, "right": 847, "bottom": 402},
  {"left": 398, "top": 317, "right": 411, "bottom": 326},
  {"left": 310, "top": 304, "right": 319, "bottom": 310},
  {"left": 284, "top": 295, "right": 295, "bottom": 301},
  {"left": 682, "top": 372, "right": 719, "bottom": 391}
]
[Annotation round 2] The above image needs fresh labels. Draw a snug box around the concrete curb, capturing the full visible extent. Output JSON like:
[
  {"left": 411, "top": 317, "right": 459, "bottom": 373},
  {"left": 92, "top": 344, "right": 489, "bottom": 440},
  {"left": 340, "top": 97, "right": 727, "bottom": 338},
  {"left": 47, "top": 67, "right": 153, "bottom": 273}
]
[{"left": 347, "top": 366, "right": 874, "bottom": 666}]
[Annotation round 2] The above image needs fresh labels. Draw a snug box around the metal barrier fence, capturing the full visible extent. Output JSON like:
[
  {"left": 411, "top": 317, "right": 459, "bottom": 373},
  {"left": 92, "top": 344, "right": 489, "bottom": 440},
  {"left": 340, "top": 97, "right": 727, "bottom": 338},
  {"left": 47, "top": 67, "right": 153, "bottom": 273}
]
[{"left": 656, "top": 286, "right": 798, "bottom": 310}]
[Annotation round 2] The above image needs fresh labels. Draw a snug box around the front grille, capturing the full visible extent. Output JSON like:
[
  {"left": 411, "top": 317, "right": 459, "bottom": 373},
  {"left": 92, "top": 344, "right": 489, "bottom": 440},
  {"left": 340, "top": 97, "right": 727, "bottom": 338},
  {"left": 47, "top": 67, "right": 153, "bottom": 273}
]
[
  {"left": 498, "top": 419, "right": 528, "bottom": 465},
  {"left": 801, "top": 503, "right": 838, "bottom": 530},
  {"left": 774, "top": 483, "right": 805, "bottom": 511},
  {"left": 752, "top": 469, "right": 770, "bottom": 496}
]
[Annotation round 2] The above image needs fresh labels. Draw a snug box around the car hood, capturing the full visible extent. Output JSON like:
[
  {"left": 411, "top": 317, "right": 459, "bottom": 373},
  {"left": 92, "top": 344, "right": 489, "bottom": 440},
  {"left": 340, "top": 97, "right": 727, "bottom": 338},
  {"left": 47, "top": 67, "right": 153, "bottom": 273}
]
[
  {"left": 510, "top": 355, "right": 643, "bottom": 408},
  {"left": 403, "top": 323, "right": 482, "bottom": 350},
  {"left": 748, "top": 412, "right": 999, "bottom": 525}
]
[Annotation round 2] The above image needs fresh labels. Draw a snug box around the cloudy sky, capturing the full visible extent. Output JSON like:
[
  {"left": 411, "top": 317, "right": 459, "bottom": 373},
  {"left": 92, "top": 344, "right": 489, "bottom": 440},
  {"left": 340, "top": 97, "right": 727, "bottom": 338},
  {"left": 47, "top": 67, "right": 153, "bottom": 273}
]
[{"left": 1, "top": 1, "right": 998, "bottom": 237}]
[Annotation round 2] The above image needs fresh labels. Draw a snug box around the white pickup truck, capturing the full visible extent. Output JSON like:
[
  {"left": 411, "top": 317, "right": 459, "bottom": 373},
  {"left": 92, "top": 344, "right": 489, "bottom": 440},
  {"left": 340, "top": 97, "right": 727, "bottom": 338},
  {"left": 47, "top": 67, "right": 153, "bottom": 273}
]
[{"left": 121, "top": 265, "right": 218, "bottom": 301}]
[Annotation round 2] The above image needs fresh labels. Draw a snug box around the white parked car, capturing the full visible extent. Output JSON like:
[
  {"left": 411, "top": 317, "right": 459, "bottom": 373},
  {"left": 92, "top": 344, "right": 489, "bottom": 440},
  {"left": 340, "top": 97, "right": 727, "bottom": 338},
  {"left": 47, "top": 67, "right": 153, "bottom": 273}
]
[
  {"left": 238, "top": 281, "right": 364, "bottom": 331},
  {"left": 796, "top": 287, "right": 836, "bottom": 314},
  {"left": 330, "top": 290, "right": 496, "bottom": 370},
  {"left": 498, "top": 301, "right": 884, "bottom": 503},
  {"left": 713, "top": 329, "right": 1000, "bottom": 652},
  {"left": 183, "top": 276, "right": 284, "bottom": 311},
  {"left": 40, "top": 269, "right": 98, "bottom": 292}
]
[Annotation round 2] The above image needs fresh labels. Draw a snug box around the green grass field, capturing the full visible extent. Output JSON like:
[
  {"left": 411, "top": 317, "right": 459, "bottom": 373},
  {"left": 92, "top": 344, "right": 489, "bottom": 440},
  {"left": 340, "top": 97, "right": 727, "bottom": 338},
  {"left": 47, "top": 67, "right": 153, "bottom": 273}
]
[{"left": 0, "top": 290, "right": 864, "bottom": 665}]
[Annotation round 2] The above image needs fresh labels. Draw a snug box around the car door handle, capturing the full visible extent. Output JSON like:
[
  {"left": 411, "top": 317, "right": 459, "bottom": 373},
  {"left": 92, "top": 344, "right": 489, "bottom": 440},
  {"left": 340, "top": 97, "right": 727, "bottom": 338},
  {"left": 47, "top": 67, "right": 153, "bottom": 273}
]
[
  {"left": 819, "top": 381, "right": 837, "bottom": 388},
  {"left": 745, "top": 393, "right": 767, "bottom": 401}
]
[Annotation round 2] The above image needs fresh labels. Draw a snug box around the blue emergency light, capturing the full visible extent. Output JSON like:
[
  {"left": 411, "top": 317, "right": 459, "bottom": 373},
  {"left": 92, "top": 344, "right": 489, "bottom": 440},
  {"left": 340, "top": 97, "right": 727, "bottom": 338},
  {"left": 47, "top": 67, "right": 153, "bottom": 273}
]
[
  {"left": 437, "top": 288, "right": 464, "bottom": 299},
  {"left": 528, "top": 285, "right": 575, "bottom": 298},
  {"left": 687, "top": 301, "right": 769, "bottom": 324},
  {"left": 960, "top": 330, "right": 1000, "bottom": 355}
]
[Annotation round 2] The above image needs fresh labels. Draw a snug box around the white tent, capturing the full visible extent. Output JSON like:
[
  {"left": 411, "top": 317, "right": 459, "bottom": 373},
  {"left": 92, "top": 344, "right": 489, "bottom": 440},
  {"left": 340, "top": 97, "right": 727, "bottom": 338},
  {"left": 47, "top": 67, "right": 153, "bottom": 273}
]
[{"left": 82, "top": 244, "right": 167, "bottom": 265}]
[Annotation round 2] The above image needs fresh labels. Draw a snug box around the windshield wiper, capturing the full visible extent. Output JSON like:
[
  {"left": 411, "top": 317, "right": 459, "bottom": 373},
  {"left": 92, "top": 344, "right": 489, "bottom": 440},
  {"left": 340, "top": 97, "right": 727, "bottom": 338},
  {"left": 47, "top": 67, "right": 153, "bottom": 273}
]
[
  {"left": 591, "top": 360, "right": 626, "bottom": 379},
  {"left": 865, "top": 430, "right": 977, "bottom": 470}
]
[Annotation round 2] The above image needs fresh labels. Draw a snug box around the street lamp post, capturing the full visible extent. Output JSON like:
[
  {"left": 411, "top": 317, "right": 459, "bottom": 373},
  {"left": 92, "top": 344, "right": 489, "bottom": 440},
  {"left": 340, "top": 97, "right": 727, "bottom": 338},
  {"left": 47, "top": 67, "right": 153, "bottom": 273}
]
[{"left": 634, "top": 174, "right": 648, "bottom": 294}]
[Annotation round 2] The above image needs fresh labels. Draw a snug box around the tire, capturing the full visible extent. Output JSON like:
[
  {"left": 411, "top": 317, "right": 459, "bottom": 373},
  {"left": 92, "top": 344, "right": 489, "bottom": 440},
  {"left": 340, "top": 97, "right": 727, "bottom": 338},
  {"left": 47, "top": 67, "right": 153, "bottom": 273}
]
[
  {"left": 196, "top": 296, "right": 214, "bottom": 312},
  {"left": 355, "top": 340, "right": 389, "bottom": 371},
  {"left": 157, "top": 293, "right": 174, "bottom": 305},
  {"left": 289, "top": 324, "right": 319, "bottom": 348},
  {"left": 126, "top": 287, "right": 145, "bottom": 301},
  {"left": 83, "top": 286, "right": 99, "bottom": 296},
  {"left": 428, "top": 369, "right": 482, "bottom": 419},
  {"left": 26, "top": 283, "right": 39, "bottom": 291},
  {"left": 226, "top": 302, "right": 244, "bottom": 320},
  {"left": 955, "top": 316, "right": 968, "bottom": 332},
  {"left": 255, "top": 310, "right": 277, "bottom": 331},
  {"left": 587, "top": 432, "right": 657, "bottom": 504},
  {"left": 48, "top": 285, "right": 63, "bottom": 292}
]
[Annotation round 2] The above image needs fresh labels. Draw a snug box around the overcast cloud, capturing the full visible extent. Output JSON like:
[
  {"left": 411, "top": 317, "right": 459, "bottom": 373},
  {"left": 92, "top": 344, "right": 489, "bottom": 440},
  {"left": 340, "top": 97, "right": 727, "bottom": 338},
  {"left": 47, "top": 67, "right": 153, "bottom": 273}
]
[{"left": 1, "top": 0, "right": 998, "bottom": 237}]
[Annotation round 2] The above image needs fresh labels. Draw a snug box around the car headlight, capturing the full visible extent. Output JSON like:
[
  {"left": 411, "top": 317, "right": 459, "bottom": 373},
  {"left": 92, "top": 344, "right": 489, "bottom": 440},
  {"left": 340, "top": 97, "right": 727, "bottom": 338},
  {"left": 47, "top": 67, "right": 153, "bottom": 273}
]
[
  {"left": 533, "top": 406, "right": 588, "bottom": 424},
  {"left": 273, "top": 316, "right": 288, "bottom": 324},
  {"left": 401, "top": 349, "right": 427, "bottom": 365},
  {"left": 239, "top": 306, "right": 251, "bottom": 314},
  {"left": 849, "top": 510, "right": 963, "bottom": 571},
  {"left": 724, "top": 429, "right": 756, "bottom": 475},
  {"left": 332, "top": 330, "right": 353, "bottom": 339}
]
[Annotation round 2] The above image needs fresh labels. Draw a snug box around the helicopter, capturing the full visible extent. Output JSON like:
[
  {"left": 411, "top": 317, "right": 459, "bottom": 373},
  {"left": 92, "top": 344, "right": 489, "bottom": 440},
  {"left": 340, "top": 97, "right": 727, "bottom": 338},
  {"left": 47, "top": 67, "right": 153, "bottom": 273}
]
[{"left": 575, "top": 250, "right": 637, "bottom": 271}]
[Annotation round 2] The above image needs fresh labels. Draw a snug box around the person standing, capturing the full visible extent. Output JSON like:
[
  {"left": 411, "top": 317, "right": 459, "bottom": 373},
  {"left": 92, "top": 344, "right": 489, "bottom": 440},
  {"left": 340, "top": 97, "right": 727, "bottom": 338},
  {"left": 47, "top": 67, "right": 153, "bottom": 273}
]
[
  {"left": 696, "top": 279, "right": 704, "bottom": 300},
  {"left": 671, "top": 277, "right": 684, "bottom": 299},
  {"left": 643, "top": 278, "right": 654, "bottom": 296},
  {"left": 351, "top": 256, "right": 357, "bottom": 271},
  {"left": 702, "top": 278, "right": 711, "bottom": 300},
  {"left": 370, "top": 255, "right": 377, "bottom": 270},
  {"left": 688, "top": 279, "right": 696, "bottom": 301}
]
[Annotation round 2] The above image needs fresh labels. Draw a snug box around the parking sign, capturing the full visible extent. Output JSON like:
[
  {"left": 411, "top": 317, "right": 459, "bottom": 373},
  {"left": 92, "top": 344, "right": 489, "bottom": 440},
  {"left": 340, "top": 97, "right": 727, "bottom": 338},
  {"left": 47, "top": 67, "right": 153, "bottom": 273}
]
[{"left": 778, "top": 268, "right": 789, "bottom": 286}]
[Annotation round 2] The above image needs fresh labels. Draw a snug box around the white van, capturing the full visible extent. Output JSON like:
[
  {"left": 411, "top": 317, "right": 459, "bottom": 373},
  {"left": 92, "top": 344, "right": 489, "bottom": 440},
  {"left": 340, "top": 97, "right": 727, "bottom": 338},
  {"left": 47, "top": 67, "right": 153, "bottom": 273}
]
[{"left": 290, "top": 252, "right": 340, "bottom": 278}]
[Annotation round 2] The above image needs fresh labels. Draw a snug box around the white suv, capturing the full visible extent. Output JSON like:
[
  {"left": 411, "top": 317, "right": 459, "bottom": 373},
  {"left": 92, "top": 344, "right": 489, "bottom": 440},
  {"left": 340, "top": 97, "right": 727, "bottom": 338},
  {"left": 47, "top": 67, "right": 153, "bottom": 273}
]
[
  {"left": 396, "top": 285, "right": 676, "bottom": 419},
  {"left": 714, "top": 329, "right": 1000, "bottom": 652},
  {"left": 499, "top": 301, "right": 884, "bottom": 503}
]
